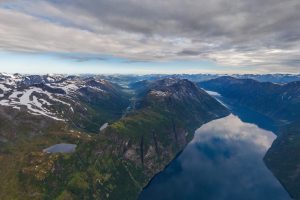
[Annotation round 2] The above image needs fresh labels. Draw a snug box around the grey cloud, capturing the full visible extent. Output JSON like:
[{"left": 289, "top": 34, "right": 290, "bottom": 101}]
[
  {"left": 56, "top": 54, "right": 107, "bottom": 62},
  {"left": 0, "top": 0, "right": 300, "bottom": 72},
  {"left": 178, "top": 50, "right": 202, "bottom": 56}
]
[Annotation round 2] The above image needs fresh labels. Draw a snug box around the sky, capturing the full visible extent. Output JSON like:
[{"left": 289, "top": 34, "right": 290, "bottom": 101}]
[{"left": 0, "top": 0, "right": 299, "bottom": 74}]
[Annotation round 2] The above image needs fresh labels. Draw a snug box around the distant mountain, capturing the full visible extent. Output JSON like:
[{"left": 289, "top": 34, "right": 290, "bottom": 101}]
[
  {"left": 0, "top": 76, "right": 229, "bottom": 200},
  {"left": 233, "top": 74, "right": 300, "bottom": 84},
  {"left": 169, "top": 73, "right": 300, "bottom": 83},
  {"left": 199, "top": 76, "right": 300, "bottom": 123},
  {"left": 102, "top": 73, "right": 300, "bottom": 86}
]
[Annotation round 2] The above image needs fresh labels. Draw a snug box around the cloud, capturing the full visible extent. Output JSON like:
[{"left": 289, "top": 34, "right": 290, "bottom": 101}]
[
  {"left": 0, "top": 0, "right": 300, "bottom": 72},
  {"left": 55, "top": 53, "right": 107, "bottom": 62}
]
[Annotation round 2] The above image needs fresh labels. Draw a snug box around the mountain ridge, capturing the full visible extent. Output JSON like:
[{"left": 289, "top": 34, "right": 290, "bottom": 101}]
[
  {"left": 199, "top": 76, "right": 300, "bottom": 123},
  {"left": 0, "top": 75, "right": 229, "bottom": 200}
]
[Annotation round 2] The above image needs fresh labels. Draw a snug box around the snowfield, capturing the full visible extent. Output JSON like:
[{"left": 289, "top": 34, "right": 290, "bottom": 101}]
[
  {"left": 0, "top": 87, "right": 68, "bottom": 121},
  {"left": 0, "top": 73, "right": 111, "bottom": 121}
]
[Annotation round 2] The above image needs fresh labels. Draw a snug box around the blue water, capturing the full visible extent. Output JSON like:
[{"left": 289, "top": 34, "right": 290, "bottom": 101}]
[{"left": 139, "top": 114, "right": 291, "bottom": 200}]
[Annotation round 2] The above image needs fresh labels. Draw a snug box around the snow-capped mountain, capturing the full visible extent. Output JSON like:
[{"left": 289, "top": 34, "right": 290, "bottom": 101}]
[{"left": 0, "top": 73, "right": 129, "bottom": 132}]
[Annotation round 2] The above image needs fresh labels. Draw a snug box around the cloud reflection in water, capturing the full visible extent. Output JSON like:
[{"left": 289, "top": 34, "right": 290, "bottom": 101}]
[{"left": 140, "top": 114, "right": 291, "bottom": 200}]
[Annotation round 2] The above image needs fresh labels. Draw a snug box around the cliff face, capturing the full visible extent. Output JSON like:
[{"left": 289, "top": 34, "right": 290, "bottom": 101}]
[{"left": 0, "top": 77, "right": 229, "bottom": 200}]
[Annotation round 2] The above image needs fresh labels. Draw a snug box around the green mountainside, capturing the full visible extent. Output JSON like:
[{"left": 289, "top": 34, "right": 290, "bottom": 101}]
[{"left": 0, "top": 77, "right": 229, "bottom": 200}]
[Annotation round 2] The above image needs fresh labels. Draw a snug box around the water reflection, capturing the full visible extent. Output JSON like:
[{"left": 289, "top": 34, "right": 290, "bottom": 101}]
[{"left": 140, "top": 114, "right": 291, "bottom": 200}]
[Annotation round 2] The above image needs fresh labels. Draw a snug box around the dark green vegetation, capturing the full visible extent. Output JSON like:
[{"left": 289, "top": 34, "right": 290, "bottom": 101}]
[
  {"left": 0, "top": 77, "right": 228, "bottom": 200},
  {"left": 199, "top": 76, "right": 300, "bottom": 199},
  {"left": 264, "top": 120, "right": 300, "bottom": 199}
]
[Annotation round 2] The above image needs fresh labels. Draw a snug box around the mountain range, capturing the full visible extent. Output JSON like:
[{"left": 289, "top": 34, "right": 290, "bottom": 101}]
[
  {"left": 200, "top": 76, "right": 300, "bottom": 123},
  {"left": 2, "top": 72, "right": 300, "bottom": 199},
  {"left": 0, "top": 74, "right": 229, "bottom": 200}
]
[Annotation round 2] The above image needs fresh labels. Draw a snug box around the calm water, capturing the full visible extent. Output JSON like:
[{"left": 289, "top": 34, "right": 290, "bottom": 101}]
[
  {"left": 43, "top": 143, "right": 77, "bottom": 153},
  {"left": 139, "top": 114, "right": 291, "bottom": 200}
]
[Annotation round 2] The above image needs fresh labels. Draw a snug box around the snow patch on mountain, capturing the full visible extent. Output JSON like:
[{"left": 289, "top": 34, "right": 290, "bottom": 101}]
[
  {"left": 204, "top": 90, "right": 221, "bottom": 97},
  {"left": 0, "top": 73, "right": 122, "bottom": 121},
  {"left": 150, "top": 90, "right": 170, "bottom": 97},
  {"left": 0, "top": 87, "right": 71, "bottom": 121}
]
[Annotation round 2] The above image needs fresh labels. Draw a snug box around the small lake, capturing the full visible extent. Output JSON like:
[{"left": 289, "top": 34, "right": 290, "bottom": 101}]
[
  {"left": 43, "top": 143, "right": 77, "bottom": 153},
  {"left": 139, "top": 114, "right": 291, "bottom": 200}
]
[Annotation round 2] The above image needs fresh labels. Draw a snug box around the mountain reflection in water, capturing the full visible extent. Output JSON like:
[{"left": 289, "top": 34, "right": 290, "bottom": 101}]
[{"left": 140, "top": 114, "right": 291, "bottom": 200}]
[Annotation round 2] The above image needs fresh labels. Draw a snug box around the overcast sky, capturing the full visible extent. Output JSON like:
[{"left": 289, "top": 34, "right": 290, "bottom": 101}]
[{"left": 0, "top": 0, "right": 299, "bottom": 74}]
